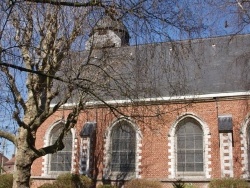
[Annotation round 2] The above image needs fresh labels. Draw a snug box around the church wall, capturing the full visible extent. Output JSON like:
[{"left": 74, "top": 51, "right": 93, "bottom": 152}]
[{"left": 31, "top": 97, "right": 250, "bottom": 187}]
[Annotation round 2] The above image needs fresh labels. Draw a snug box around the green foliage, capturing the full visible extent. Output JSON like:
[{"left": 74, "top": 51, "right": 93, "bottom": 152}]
[
  {"left": 38, "top": 173, "right": 93, "bottom": 188},
  {"left": 79, "top": 175, "right": 93, "bottom": 188},
  {"left": 172, "top": 180, "right": 198, "bottom": 188},
  {"left": 38, "top": 183, "right": 55, "bottom": 188},
  {"left": 0, "top": 174, "right": 13, "bottom": 188},
  {"left": 97, "top": 184, "right": 117, "bottom": 188},
  {"left": 54, "top": 173, "right": 76, "bottom": 188},
  {"left": 124, "top": 179, "right": 162, "bottom": 188},
  {"left": 184, "top": 184, "right": 198, "bottom": 188},
  {"left": 172, "top": 179, "right": 185, "bottom": 188},
  {"left": 209, "top": 178, "right": 249, "bottom": 188}
]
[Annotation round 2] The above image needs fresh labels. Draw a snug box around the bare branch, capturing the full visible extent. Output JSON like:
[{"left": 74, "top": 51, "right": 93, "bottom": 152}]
[
  {"left": 24, "top": 0, "right": 103, "bottom": 7},
  {"left": 35, "top": 98, "right": 84, "bottom": 158},
  {"left": 0, "top": 130, "right": 16, "bottom": 145},
  {"left": 0, "top": 62, "right": 91, "bottom": 88},
  {"left": 0, "top": 65, "right": 26, "bottom": 109}
]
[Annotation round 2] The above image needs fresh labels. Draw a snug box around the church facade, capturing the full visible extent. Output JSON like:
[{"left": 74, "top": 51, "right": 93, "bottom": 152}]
[{"left": 30, "top": 16, "right": 250, "bottom": 188}]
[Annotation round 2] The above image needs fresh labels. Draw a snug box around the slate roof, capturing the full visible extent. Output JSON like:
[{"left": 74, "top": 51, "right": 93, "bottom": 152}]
[
  {"left": 93, "top": 34, "right": 249, "bottom": 99},
  {"left": 56, "top": 34, "right": 250, "bottom": 105},
  {"left": 131, "top": 34, "right": 250, "bottom": 97}
]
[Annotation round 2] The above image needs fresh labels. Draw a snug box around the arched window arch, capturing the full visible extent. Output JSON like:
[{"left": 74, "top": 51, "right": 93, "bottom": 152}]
[
  {"left": 176, "top": 118, "right": 203, "bottom": 174},
  {"left": 103, "top": 118, "right": 142, "bottom": 180},
  {"left": 49, "top": 125, "right": 73, "bottom": 173},
  {"left": 42, "top": 121, "right": 75, "bottom": 176},
  {"left": 168, "top": 114, "right": 211, "bottom": 179},
  {"left": 110, "top": 121, "right": 136, "bottom": 173}
]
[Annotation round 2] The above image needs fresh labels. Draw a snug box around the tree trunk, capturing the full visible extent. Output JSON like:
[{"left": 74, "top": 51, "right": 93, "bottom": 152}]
[{"left": 13, "top": 127, "right": 35, "bottom": 188}]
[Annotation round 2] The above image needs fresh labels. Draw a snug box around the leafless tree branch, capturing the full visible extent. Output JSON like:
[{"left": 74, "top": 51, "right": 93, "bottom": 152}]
[{"left": 0, "top": 130, "right": 16, "bottom": 145}]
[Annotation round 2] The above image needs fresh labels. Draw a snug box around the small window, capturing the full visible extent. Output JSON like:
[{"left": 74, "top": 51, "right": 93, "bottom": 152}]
[
  {"left": 49, "top": 126, "right": 72, "bottom": 173},
  {"left": 110, "top": 121, "right": 136, "bottom": 173},
  {"left": 176, "top": 118, "right": 204, "bottom": 173}
]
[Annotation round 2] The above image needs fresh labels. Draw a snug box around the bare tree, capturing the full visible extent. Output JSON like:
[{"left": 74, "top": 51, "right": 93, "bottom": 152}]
[{"left": 0, "top": 2, "right": 92, "bottom": 188}]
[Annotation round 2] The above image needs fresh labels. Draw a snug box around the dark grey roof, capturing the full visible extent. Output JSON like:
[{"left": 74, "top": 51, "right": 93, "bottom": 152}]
[
  {"left": 59, "top": 34, "right": 250, "bottom": 104},
  {"left": 89, "top": 34, "right": 250, "bottom": 99}
]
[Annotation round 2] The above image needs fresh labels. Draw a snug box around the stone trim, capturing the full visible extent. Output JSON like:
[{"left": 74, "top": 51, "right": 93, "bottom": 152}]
[
  {"left": 168, "top": 113, "right": 211, "bottom": 179},
  {"left": 50, "top": 91, "right": 250, "bottom": 108},
  {"left": 219, "top": 133, "right": 233, "bottom": 177},
  {"left": 41, "top": 120, "right": 76, "bottom": 176},
  {"left": 103, "top": 117, "right": 142, "bottom": 180},
  {"left": 240, "top": 116, "right": 250, "bottom": 178},
  {"left": 72, "top": 136, "right": 78, "bottom": 173},
  {"left": 79, "top": 137, "right": 90, "bottom": 175}
]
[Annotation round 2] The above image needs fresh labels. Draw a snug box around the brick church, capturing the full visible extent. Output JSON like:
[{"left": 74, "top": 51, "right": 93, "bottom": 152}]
[{"left": 31, "top": 16, "right": 250, "bottom": 187}]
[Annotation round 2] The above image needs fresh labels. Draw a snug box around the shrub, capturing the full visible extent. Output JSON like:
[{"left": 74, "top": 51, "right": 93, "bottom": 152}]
[
  {"left": 184, "top": 184, "right": 198, "bottom": 188},
  {"left": 172, "top": 180, "right": 198, "bottom": 188},
  {"left": 55, "top": 173, "right": 93, "bottom": 188},
  {"left": 0, "top": 174, "right": 13, "bottom": 188},
  {"left": 209, "top": 178, "right": 249, "bottom": 188},
  {"left": 54, "top": 173, "right": 75, "bottom": 188},
  {"left": 97, "top": 184, "right": 117, "bottom": 188},
  {"left": 38, "top": 183, "right": 55, "bottom": 188},
  {"left": 79, "top": 175, "right": 93, "bottom": 188},
  {"left": 38, "top": 173, "right": 93, "bottom": 188},
  {"left": 172, "top": 179, "right": 185, "bottom": 188},
  {"left": 125, "top": 179, "right": 162, "bottom": 188}
]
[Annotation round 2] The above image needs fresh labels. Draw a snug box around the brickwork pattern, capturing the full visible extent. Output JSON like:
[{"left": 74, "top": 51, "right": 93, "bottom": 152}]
[{"left": 31, "top": 99, "right": 250, "bottom": 186}]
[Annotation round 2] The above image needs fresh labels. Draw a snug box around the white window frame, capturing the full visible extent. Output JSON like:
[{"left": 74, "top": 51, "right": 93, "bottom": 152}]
[
  {"left": 168, "top": 113, "right": 211, "bottom": 179},
  {"left": 42, "top": 120, "right": 75, "bottom": 177},
  {"left": 175, "top": 118, "right": 204, "bottom": 176},
  {"left": 103, "top": 118, "right": 142, "bottom": 180}
]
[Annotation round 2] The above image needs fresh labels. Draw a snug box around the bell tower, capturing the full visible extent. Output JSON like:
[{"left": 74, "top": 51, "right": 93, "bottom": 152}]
[{"left": 85, "top": 16, "right": 129, "bottom": 50}]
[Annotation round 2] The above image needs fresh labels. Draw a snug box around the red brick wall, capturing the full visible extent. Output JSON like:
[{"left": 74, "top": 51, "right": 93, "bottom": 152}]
[{"left": 31, "top": 98, "right": 250, "bottom": 184}]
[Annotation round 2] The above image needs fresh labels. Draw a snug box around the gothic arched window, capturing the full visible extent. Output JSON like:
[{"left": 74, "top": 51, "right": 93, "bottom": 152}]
[
  {"left": 49, "top": 125, "right": 73, "bottom": 173},
  {"left": 110, "top": 121, "right": 136, "bottom": 173},
  {"left": 176, "top": 118, "right": 204, "bottom": 174}
]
